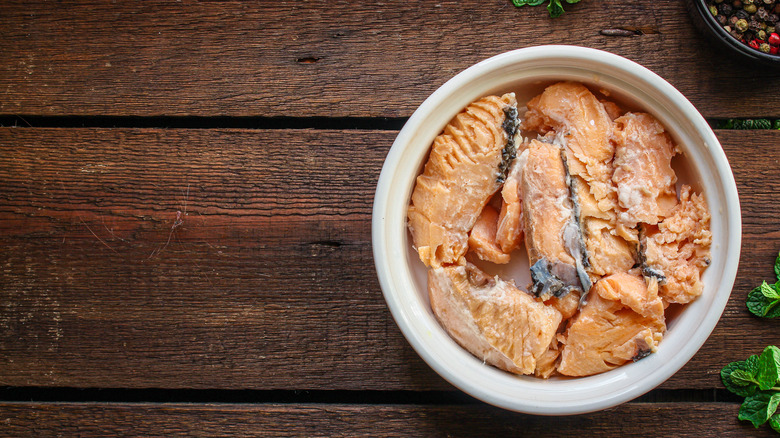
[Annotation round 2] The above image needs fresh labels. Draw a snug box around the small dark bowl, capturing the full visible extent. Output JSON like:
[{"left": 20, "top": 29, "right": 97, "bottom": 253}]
[{"left": 686, "top": 0, "right": 780, "bottom": 68}]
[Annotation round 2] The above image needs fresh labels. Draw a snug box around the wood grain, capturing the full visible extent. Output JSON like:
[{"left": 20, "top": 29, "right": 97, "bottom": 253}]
[
  {"left": 1, "top": 1, "right": 778, "bottom": 119},
  {"left": 0, "top": 128, "right": 778, "bottom": 391},
  {"left": 0, "top": 402, "right": 774, "bottom": 437}
]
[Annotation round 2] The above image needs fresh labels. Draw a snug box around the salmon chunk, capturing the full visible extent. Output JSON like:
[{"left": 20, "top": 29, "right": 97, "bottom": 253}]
[
  {"left": 520, "top": 139, "right": 584, "bottom": 299},
  {"left": 612, "top": 112, "right": 679, "bottom": 231},
  {"left": 641, "top": 185, "right": 712, "bottom": 304},
  {"left": 495, "top": 159, "right": 524, "bottom": 254},
  {"left": 408, "top": 93, "right": 519, "bottom": 268},
  {"left": 468, "top": 205, "right": 510, "bottom": 264},
  {"left": 522, "top": 81, "right": 616, "bottom": 209},
  {"left": 428, "top": 263, "right": 562, "bottom": 376},
  {"left": 557, "top": 272, "right": 666, "bottom": 377},
  {"left": 523, "top": 82, "right": 634, "bottom": 286}
]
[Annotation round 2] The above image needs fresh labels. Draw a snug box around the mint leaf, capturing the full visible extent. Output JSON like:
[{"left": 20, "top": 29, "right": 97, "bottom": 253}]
[
  {"left": 757, "top": 346, "right": 780, "bottom": 390},
  {"left": 775, "top": 251, "right": 780, "bottom": 280},
  {"left": 747, "top": 284, "right": 780, "bottom": 318},
  {"left": 723, "top": 360, "right": 760, "bottom": 397},
  {"left": 770, "top": 413, "right": 780, "bottom": 433},
  {"left": 762, "top": 281, "right": 780, "bottom": 299},
  {"left": 739, "top": 391, "right": 780, "bottom": 428},
  {"left": 547, "top": 0, "right": 564, "bottom": 17}
]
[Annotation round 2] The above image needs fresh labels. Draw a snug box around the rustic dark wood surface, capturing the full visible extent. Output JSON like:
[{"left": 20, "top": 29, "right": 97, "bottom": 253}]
[
  {"left": 1, "top": 0, "right": 780, "bottom": 436},
  {"left": 0, "top": 402, "right": 775, "bottom": 437}
]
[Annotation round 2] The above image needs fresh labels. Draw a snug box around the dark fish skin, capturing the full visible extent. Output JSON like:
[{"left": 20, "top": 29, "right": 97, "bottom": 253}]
[
  {"left": 530, "top": 258, "right": 581, "bottom": 300},
  {"left": 530, "top": 259, "right": 566, "bottom": 298},
  {"left": 560, "top": 147, "right": 593, "bottom": 306}
]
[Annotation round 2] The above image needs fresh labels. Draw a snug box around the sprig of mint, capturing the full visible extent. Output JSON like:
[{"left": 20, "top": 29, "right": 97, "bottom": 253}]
[
  {"left": 511, "top": 0, "right": 581, "bottom": 18},
  {"left": 746, "top": 251, "right": 780, "bottom": 318},
  {"left": 722, "top": 346, "right": 780, "bottom": 430}
]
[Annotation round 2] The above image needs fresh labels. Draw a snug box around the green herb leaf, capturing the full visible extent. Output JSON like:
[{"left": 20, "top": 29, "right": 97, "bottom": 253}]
[
  {"left": 757, "top": 346, "right": 780, "bottom": 390},
  {"left": 774, "top": 251, "right": 780, "bottom": 280},
  {"left": 722, "top": 359, "right": 761, "bottom": 397},
  {"left": 773, "top": 119, "right": 780, "bottom": 130},
  {"left": 755, "top": 119, "right": 773, "bottom": 130},
  {"left": 762, "top": 281, "right": 780, "bottom": 300},
  {"left": 547, "top": 0, "right": 564, "bottom": 17},
  {"left": 565, "top": 0, "right": 581, "bottom": 3},
  {"left": 739, "top": 391, "right": 780, "bottom": 428},
  {"left": 747, "top": 283, "right": 780, "bottom": 318},
  {"left": 770, "top": 413, "right": 780, "bottom": 433}
]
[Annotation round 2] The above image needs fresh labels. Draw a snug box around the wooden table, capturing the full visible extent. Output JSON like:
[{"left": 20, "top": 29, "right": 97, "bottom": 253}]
[{"left": 1, "top": 1, "right": 779, "bottom": 436}]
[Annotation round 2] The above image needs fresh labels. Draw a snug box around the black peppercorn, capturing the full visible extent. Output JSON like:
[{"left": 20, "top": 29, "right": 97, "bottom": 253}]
[
  {"left": 734, "top": 0, "right": 743, "bottom": 7},
  {"left": 720, "top": 3, "right": 734, "bottom": 14},
  {"left": 736, "top": 9, "right": 750, "bottom": 19},
  {"left": 768, "top": 13, "right": 779, "bottom": 24},
  {"left": 758, "top": 6, "right": 770, "bottom": 19}
]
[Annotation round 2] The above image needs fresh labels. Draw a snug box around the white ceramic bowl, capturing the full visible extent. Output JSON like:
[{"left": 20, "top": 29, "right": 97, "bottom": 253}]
[{"left": 372, "top": 45, "right": 741, "bottom": 415}]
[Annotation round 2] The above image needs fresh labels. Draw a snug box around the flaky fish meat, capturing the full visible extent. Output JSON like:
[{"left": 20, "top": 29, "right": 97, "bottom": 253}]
[
  {"left": 428, "top": 263, "right": 562, "bottom": 376},
  {"left": 408, "top": 93, "right": 519, "bottom": 268},
  {"left": 468, "top": 204, "right": 511, "bottom": 264},
  {"left": 612, "top": 112, "right": 679, "bottom": 232},
  {"left": 640, "top": 185, "right": 712, "bottom": 304},
  {"left": 557, "top": 272, "right": 666, "bottom": 377},
  {"left": 522, "top": 81, "right": 616, "bottom": 209},
  {"left": 523, "top": 82, "right": 635, "bottom": 290}
]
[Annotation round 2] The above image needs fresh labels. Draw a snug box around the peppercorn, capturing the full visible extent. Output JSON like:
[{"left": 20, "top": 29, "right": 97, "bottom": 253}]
[
  {"left": 737, "top": 18, "right": 750, "bottom": 31},
  {"left": 710, "top": 4, "right": 719, "bottom": 15},
  {"left": 775, "top": 3, "right": 780, "bottom": 13},
  {"left": 730, "top": 14, "right": 740, "bottom": 25},
  {"left": 750, "top": 18, "right": 763, "bottom": 31},
  {"left": 761, "top": 42, "right": 772, "bottom": 51},
  {"left": 746, "top": 3, "right": 758, "bottom": 12},
  {"left": 769, "top": 25, "right": 777, "bottom": 33},
  {"left": 744, "top": 0, "right": 755, "bottom": 4},
  {"left": 770, "top": 31, "right": 780, "bottom": 44},
  {"left": 736, "top": 9, "right": 750, "bottom": 19},
  {"left": 720, "top": 3, "right": 734, "bottom": 14},
  {"left": 734, "top": 0, "right": 743, "bottom": 7},
  {"left": 759, "top": 29, "right": 768, "bottom": 39},
  {"left": 758, "top": 7, "right": 770, "bottom": 19},
  {"left": 717, "top": 14, "right": 728, "bottom": 24},
  {"left": 768, "top": 13, "right": 779, "bottom": 24},
  {"left": 763, "top": 0, "right": 774, "bottom": 4}
]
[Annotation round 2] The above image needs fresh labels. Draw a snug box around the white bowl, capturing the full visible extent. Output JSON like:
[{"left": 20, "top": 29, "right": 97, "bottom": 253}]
[{"left": 372, "top": 45, "right": 741, "bottom": 415}]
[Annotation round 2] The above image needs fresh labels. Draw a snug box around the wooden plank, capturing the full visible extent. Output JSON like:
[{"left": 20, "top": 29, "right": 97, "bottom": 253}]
[
  {"left": 1, "top": 1, "right": 779, "bottom": 119},
  {"left": 0, "top": 128, "right": 778, "bottom": 391},
  {"left": 0, "top": 402, "right": 773, "bottom": 437}
]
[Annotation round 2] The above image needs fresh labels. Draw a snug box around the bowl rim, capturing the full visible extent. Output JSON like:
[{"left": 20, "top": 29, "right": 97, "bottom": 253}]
[
  {"left": 372, "top": 45, "right": 741, "bottom": 415},
  {"left": 688, "top": 0, "right": 780, "bottom": 65}
]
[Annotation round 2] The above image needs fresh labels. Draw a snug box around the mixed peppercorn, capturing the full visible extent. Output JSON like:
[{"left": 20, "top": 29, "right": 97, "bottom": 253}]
[{"left": 707, "top": 0, "right": 780, "bottom": 55}]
